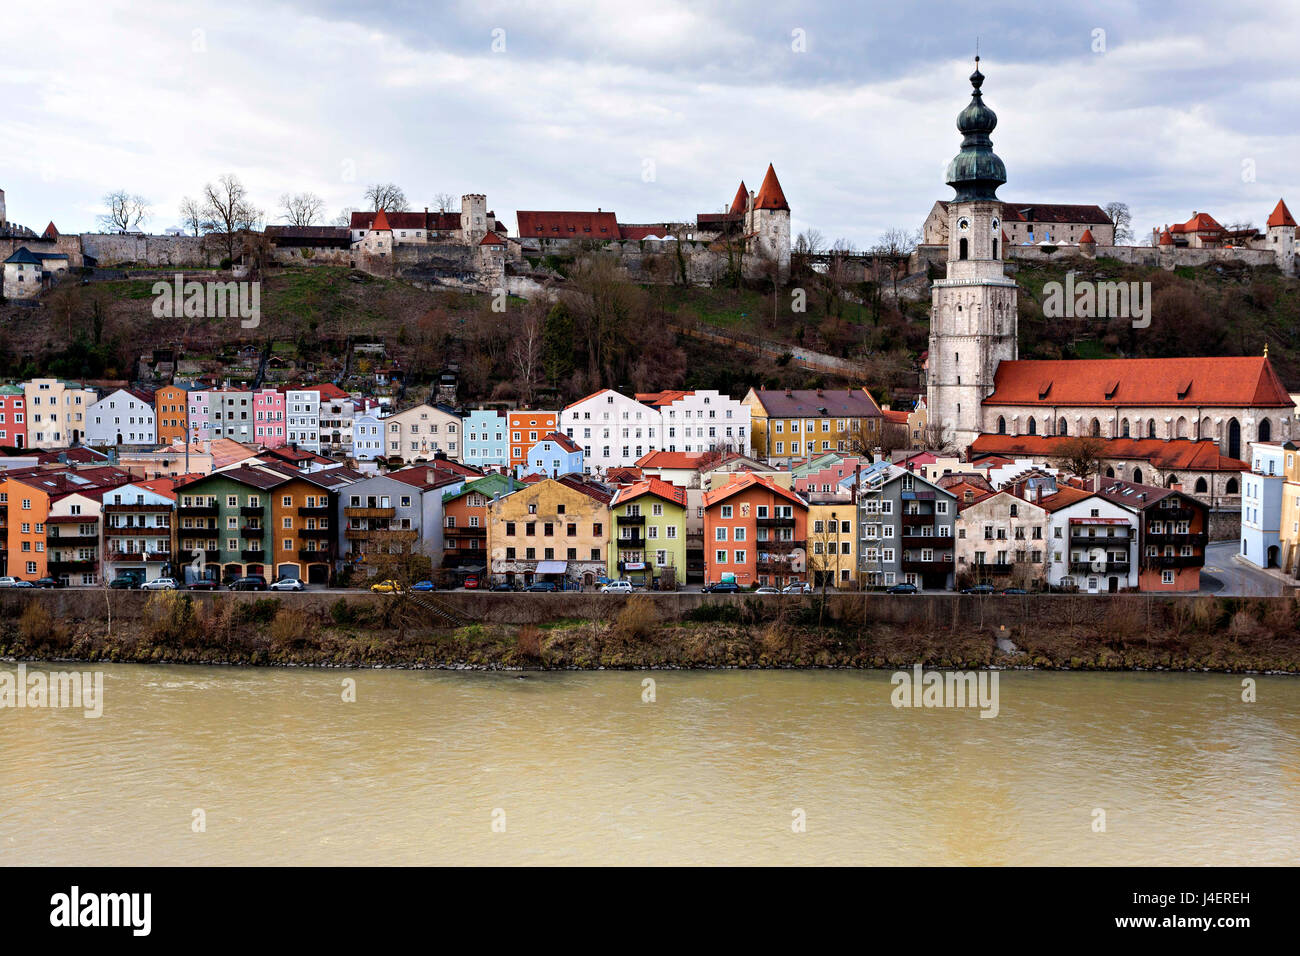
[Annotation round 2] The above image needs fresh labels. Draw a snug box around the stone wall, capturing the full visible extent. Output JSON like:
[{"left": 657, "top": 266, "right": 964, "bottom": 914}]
[
  {"left": 0, "top": 235, "right": 83, "bottom": 268},
  {"left": 911, "top": 242, "right": 1289, "bottom": 274},
  {"left": 78, "top": 233, "right": 215, "bottom": 267}
]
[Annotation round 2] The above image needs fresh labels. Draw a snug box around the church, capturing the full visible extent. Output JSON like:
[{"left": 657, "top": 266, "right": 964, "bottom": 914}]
[{"left": 926, "top": 59, "right": 1294, "bottom": 471}]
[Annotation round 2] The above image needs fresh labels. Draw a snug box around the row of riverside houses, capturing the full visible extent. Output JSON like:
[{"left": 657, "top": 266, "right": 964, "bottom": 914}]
[{"left": 0, "top": 434, "right": 1213, "bottom": 591}]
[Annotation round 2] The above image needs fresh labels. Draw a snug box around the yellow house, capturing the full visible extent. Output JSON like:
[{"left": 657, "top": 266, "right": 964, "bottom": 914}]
[
  {"left": 487, "top": 476, "right": 612, "bottom": 587},
  {"left": 807, "top": 496, "right": 857, "bottom": 589},
  {"left": 1278, "top": 442, "right": 1300, "bottom": 577},
  {"left": 742, "top": 388, "right": 882, "bottom": 463}
]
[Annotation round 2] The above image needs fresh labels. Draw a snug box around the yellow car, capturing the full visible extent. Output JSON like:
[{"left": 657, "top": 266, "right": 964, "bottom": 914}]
[{"left": 369, "top": 579, "right": 403, "bottom": 593}]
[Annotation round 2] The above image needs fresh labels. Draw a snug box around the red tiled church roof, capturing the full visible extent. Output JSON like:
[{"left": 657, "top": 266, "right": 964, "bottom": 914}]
[
  {"left": 969, "top": 434, "right": 1249, "bottom": 473},
  {"left": 984, "top": 356, "right": 1293, "bottom": 408}
]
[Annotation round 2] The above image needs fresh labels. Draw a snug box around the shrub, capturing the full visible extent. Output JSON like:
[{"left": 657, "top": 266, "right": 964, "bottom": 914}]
[
  {"left": 330, "top": 598, "right": 358, "bottom": 626},
  {"left": 18, "top": 601, "right": 54, "bottom": 642},
  {"left": 269, "top": 607, "right": 316, "bottom": 650},
  {"left": 613, "top": 595, "right": 657, "bottom": 642},
  {"left": 686, "top": 602, "right": 740, "bottom": 624},
  {"left": 144, "top": 591, "right": 199, "bottom": 645},
  {"left": 516, "top": 625, "right": 542, "bottom": 660}
]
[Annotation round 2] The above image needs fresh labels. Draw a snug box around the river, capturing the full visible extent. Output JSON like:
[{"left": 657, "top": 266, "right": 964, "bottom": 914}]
[{"left": 2, "top": 663, "right": 1296, "bottom": 865}]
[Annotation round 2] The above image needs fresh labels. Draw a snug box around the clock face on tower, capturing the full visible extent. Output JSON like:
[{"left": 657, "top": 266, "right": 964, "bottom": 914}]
[
  {"left": 957, "top": 217, "right": 971, "bottom": 232},
  {"left": 991, "top": 217, "right": 1001, "bottom": 232}
]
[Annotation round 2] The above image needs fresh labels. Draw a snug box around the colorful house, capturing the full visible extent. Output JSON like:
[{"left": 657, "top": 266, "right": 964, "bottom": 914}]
[
  {"left": 702, "top": 472, "right": 808, "bottom": 588},
  {"left": 486, "top": 476, "right": 612, "bottom": 587},
  {"left": 608, "top": 478, "right": 687, "bottom": 587},
  {"left": 0, "top": 384, "right": 27, "bottom": 448},
  {"left": 175, "top": 466, "right": 288, "bottom": 583},
  {"left": 102, "top": 480, "right": 177, "bottom": 584},
  {"left": 463, "top": 409, "right": 508, "bottom": 469},
  {"left": 442, "top": 474, "right": 521, "bottom": 571},
  {"left": 86, "top": 388, "right": 157, "bottom": 447},
  {"left": 154, "top": 384, "right": 189, "bottom": 446},
  {"left": 254, "top": 387, "right": 287, "bottom": 449},
  {"left": 508, "top": 410, "right": 557, "bottom": 471},
  {"left": 525, "top": 432, "right": 584, "bottom": 478}
]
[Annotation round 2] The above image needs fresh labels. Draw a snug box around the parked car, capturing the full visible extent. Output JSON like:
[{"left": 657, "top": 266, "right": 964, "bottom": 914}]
[
  {"left": 0, "top": 576, "right": 18, "bottom": 588},
  {"left": 229, "top": 575, "right": 268, "bottom": 592},
  {"left": 269, "top": 577, "right": 306, "bottom": 592},
  {"left": 12, "top": 580, "right": 36, "bottom": 588},
  {"left": 141, "top": 577, "right": 179, "bottom": 591},
  {"left": 463, "top": 575, "right": 480, "bottom": 590},
  {"left": 410, "top": 580, "right": 435, "bottom": 592},
  {"left": 754, "top": 586, "right": 780, "bottom": 594},
  {"left": 886, "top": 583, "right": 918, "bottom": 594},
  {"left": 601, "top": 580, "right": 634, "bottom": 593},
  {"left": 370, "top": 579, "right": 402, "bottom": 593},
  {"left": 187, "top": 579, "right": 220, "bottom": 591},
  {"left": 782, "top": 583, "right": 812, "bottom": 594},
  {"left": 1001, "top": 587, "right": 1028, "bottom": 595},
  {"left": 703, "top": 581, "right": 741, "bottom": 593},
  {"left": 961, "top": 584, "right": 995, "bottom": 595},
  {"left": 109, "top": 575, "right": 142, "bottom": 589},
  {"left": 489, "top": 580, "right": 516, "bottom": 592},
  {"left": 33, "top": 577, "right": 61, "bottom": 589},
  {"left": 526, "top": 581, "right": 559, "bottom": 592}
]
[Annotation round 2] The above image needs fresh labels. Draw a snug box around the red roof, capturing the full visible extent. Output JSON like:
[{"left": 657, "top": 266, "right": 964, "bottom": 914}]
[
  {"left": 536, "top": 431, "right": 582, "bottom": 454},
  {"left": 349, "top": 210, "right": 460, "bottom": 232},
  {"left": 968, "top": 434, "right": 1249, "bottom": 473},
  {"left": 1036, "top": 486, "right": 1095, "bottom": 512},
  {"left": 612, "top": 477, "right": 687, "bottom": 508},
  {"left": 369, "top": 208, "right": 392, "bottom": 232},
  {"left": 306, "top": 383, "right": 350, "bottom": 401},
  {"left": 516, "top": 211, "right": 619, "bottom": 238},
  {"left": 881, "top": 408, "right": 910, "bottom": 424},
  {"left": 42, "top": 222, "right": 59, "bottom": 240},
  {"left": 1158, "top": 229, "right": 1174, "bottom": 246},
  {"left": 1268, "top": 199, "right": 1296, "bottom": 228},
  {"left": 1170, "top": 212, "right": 1223, "bottom": 235},
  {"left": 635, "top": 390, "right": 693, "bottom": 407},
  {"left": 479, "top": 231, "right": 506, "bottom": 245},
  {"left": 636, "top": 450, "right": 707, "bottom": 470},
  {"left": 729, "top": 181, "right": 748, "bottom": 215},
  {"left": 752, "top": 164, "right": 789, "bottom": 212},
  {"left": 702, "top": 472, "right": 805, "bottom": 509},
  {"left": 985, "top": 356, "right": 1292, "bottom": 408},
  {"left": 1079, "top": 228, "right": 1094, "bottom": 244}
]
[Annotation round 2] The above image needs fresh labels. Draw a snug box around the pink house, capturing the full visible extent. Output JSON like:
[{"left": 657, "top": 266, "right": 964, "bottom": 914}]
[
  {"left": 254, "top": 387, "right": 286, "bottom": 448},
  {"left": 187, "top": 390, "right": 212, "bottom": 443},
  {"left": 792, "top": 455, "right": 869, "bottom": 495}
]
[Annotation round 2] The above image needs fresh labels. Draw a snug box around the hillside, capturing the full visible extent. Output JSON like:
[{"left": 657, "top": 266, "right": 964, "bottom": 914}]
[{"left": 2, "top": 255, "right": 1298, "bottom": 407}]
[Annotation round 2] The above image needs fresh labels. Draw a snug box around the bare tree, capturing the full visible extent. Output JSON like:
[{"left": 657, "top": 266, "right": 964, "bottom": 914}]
[
  {"left": 279, "top": 192, "right": 325, "bottom": 227},
  {"left": 201, "top": 174, "right": 261, "bottom": 263},
  {"left": 431, "top": 192, "right": 457, "bottom": 213},
  {"left": 1103, "top": 202, "right": 1133, "bottom": 245},
  {"left": 178, "top": 196, "right": 208, "bottom": 236},
  {"left": 363, "top": 183, "right": 409, "bottom": 212},
  {"left": 871, "top": 227, "right": 920, "bottom": 297},
  {"left": 1056, "top": 435, "right": 1107, "bottom": 479},
  {"left": 98, "top": 190, "right": 151, "bottom": 233},
  {"left": 916, "top": 422, "right": 957, "bottom": 454},
  {"left": 509, "top": 305, "right": 544, "bottom": 405},
  {"left": 795, "top": 229, "right": 825, "bottom": 255},
  {"left": 334, "top": 206, "right": 359, "bottom": 228}
]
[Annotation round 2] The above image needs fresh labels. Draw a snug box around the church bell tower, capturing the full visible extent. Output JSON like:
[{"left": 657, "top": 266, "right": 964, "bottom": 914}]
[{"left": 927, "top": 57, "right": 1018, "bottom": 452}]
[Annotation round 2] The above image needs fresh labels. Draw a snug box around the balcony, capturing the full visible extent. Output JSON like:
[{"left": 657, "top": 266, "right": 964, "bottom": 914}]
[
  {"left": 901, "top": 512, "right": 934, "bottom": 527},
  {"left": 108, "top": 550, "right": 171, "bottom": 563},
  {"left": 902, "top": 559, "right": 955, "bottom": 574},
  {"left": 616, "top": 535, "right": 646, "bottom": 549},
  {"left": 104, "top": 524, "right": 168, "bottom": 536},
  {"left": 344, "top": 528, "right": 417, "bottom": 542},
  {"left": 298, "top": 527, "right": 332, "bottom": 539},
  {"left": 345, "top": 506, "right": 395, "bottom": 519},
  {"left": 756, "top": 516, "right": 796, "bottom": 528},
  {"left": 971, "top": 562, "right": 1014, "bottom": 576},
  {"left": 1142, "top": 554, "right": 1203, "bottom": 569},
  {"left": 298, "top": 505, "right": 332, "bottom": 518},
  {"left": 48, "top": 559, "right": 96, "bottom": 574},
  {"left": 616, "top": 514, "right": 646, "bottom": 526},
  {"left": 1070, "top": 532, "right": 1131, "bottom": 546},
  {"left": 298, "top": 548, "right": 330, "bottom": 562},
  {"left": 240, "top": 525, "right": 265, "bottom": 538},
  {"left": 241, "top": 549, "right": 268, "bottom": 562},
  {"left": 47, "top": 534, "right": 100, "bottom": 547},
  {"left": 240, "top": 506, "right": 264, "bottom": 518},
  {"left": 1069, "top": 560, "right": 1131, "bottom": 574},
  {"left": 1145, "top": 531, "right": 1209, "bottom": 548},
  {"left": 178, "top": 504, "right": 219, "bottom": 517},
  {"left": 446, "top": 525, "right": 486, "bottom": 536},
  {"left": 103, "top": 503, "right": 170, "bottom": 514},
  {"left": 1154, "top": 506, "right": 1197, "bottom": 522},
  {"left": 903, "top": 532, "right": 953, "bottom": 546}
]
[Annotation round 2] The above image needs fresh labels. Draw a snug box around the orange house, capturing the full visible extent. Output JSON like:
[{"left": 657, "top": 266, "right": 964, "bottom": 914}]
[
  {"left": 702, "top": 473, "right": 808, "bottom": 588},
  {"left": 508, "top": 410, "right": 557, "bottom": 472},
  {"left": 0, "top": 476, "right": 51, "bottom": 580},
  {"left": 154, "top": 385, "right": 189, "bottom": 445},
  {"left": 267, "top": 474, "right": 337, "bottom": 585}
]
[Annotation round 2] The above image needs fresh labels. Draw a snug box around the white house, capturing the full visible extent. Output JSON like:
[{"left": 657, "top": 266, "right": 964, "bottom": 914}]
[
  {"left": 643, "top": 389, "right": 750, "bottom": 455},
  {"left": 560, "top": 389, "right": 660, "bottom": 474},
  {"left": 101, "top": 481, "right": 176, "bottom": 583},
  {"left": 86, "top": 388, "right": 157, "bottom": 447},
  {"left": 1240, "top": 441, "right": 1285, "bottom": 568},
  {"left": 1041, "top": 487, "right": 1139, "bottom": 593},
  {"left": 285, "top": 388, "right": 321, "bottom": 453},
  {"left": 383, "top": 403, "right": 462, "bottom": 462}
]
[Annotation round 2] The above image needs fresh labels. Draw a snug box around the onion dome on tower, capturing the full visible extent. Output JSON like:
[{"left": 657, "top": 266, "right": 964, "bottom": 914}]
[{"left": 944, "top": 57, "right": 1007, "bottom": 202}]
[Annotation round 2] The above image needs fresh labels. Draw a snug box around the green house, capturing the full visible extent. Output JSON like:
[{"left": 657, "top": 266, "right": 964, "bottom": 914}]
[
  {"left": 607, "top": 478, "right": 687, "bottom": 588},
  {"left": 174, "top": 466, "right": 288, "bottom": 583}
]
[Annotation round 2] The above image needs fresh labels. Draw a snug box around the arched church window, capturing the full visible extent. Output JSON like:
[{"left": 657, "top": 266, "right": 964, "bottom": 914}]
[
  {"left": 1028, "top": 418, "right": 1037, "bottom": 435},
  {"left": 1195, "top": 477, "right": 1208, "bottom": 493},
  {"left": 1058, "top": 417, "right": 1067, "bottom": 436},
  {"left": 959, "top": 238, "right": 968, "bottom": 260},
  {"left": 997, "top": 416, "right": 1006, "bottom": 434}
]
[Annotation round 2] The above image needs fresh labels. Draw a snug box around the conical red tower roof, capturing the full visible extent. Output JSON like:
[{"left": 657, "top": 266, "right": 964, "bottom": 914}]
[
  {"left": 728, "top": 181, "right": 748, "bottom": 215},
  {"left": 1267, "top": 199, "right": 1296, "bottom": 228},
  {"left": 370, "top": 208, "right": 392, "bottom": 231},
  {"left": 1079, "top": 228, "right": 1094, "bottom": 244},
  {"left": 753, "top": 164, "right": 789, "bottom": 211},
  {"left": 1158, "top": 228, "right": 1174, "bottom": 246}
]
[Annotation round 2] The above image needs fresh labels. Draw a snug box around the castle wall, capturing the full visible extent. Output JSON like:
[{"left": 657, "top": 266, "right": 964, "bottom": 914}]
[
  {"left": 78, "top": 233, "right": 215, "bottom": 267},
  {"left": 912, "top": 243, "right": 1289, "bottom": 274}
]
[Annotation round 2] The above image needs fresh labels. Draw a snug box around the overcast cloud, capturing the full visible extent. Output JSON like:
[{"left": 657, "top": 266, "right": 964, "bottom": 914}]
[{"left": 3, "top": 0, "right": 1298, "bottom": 246}]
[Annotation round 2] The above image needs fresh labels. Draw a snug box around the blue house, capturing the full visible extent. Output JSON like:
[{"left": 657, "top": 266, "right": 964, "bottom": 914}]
[
  {"left": 463, "top": 409, "right": 508, "bottom": 468},
  {"left": 526, "top": 432, "right": 584, "bottom": 478}
]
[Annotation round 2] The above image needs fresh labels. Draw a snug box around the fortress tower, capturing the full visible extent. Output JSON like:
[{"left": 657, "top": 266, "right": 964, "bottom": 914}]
[
  {"left": 745, "top": 165, "right": 791, "bottom": 276},
  {"left": 0, "top": 187, "right": 7, "bottom": 229},
  {"left": 926, "top": 58, "right": 1019, "bottom": 451},
  {"left": 461, "top": 193, "right": 488, "bottom": 245}
]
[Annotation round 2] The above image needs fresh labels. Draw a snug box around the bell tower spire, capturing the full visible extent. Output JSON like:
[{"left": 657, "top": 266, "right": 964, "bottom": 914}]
[{"left": 926, "top": 57, "right": 1019, "bottom": 453}]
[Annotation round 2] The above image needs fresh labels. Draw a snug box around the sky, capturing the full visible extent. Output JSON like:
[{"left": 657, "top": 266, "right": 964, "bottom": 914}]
[{"left": 4, "top": 0, "right": 1299, "bottom": 247}]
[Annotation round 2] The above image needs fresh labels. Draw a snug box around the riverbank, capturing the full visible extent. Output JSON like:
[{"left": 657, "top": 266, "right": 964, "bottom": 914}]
[{"left": 1, "top": 590, "right": 1298, "bottom": 672}]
